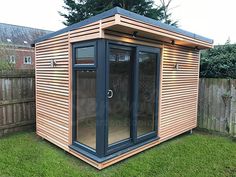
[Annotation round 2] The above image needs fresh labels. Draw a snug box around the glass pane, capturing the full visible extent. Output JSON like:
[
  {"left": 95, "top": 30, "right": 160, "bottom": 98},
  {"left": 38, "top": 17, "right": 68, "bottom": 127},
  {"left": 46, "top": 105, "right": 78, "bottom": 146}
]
[
  {"left": 75, "top": 46, "right": 94, "bottom": 65},
  {"left": 137, "top": 52, "right": 156, "bottom": 137},
  {"left": 108, "top": 48, "right": 132, "bottom": 145},
  {"left": 76, "top": 70, "right": 96, "bottom": 149}
]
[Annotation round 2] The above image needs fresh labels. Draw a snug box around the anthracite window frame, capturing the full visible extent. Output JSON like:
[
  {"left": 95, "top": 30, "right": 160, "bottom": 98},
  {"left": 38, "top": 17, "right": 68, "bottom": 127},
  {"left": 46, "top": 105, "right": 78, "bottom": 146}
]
[
  {"left": 71, "top": 39, "right": 160, "bottom": 162},
  {"left": 105, "top": 43, "right": 135, "bottom": 155},
  {"left": 105, "top": 41, "right": 160, "bottom": 155},
  {"left": 135, "top": 46, "right": 160, "bottom": 144},
  {"left": 73, "top": 41, "right": 97, "bottom": 69},
  {"left": 72, "top": 40, "right": 99, "bottom": 156}
]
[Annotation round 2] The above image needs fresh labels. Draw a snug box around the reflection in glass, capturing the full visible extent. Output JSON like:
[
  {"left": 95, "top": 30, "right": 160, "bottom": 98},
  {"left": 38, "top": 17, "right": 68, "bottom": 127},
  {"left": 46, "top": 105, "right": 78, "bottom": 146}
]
[
  {"left": 137, "top": 52, "right": 156, "bottom": 136},
  {"left": 108, "top": 48, "right": 132, "bottom": 145},
  {"left": 75, "top": 46, "right": 94, "bottom": 65},
  {"left": 76, "top": 70, "right": 96, "bottom": 149}
]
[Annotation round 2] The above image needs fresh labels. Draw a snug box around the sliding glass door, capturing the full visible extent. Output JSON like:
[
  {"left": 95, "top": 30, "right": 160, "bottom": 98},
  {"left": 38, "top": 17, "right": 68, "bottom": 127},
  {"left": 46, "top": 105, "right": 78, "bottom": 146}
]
[
  {"left": 136, "top": 48, "right": 159, "bottom": 141},
  {"left": 108, "top": 46, "right": 133, "bottom": 145},
  {"left": 106, "top": 43, "right": 160, "bottom": 153}
]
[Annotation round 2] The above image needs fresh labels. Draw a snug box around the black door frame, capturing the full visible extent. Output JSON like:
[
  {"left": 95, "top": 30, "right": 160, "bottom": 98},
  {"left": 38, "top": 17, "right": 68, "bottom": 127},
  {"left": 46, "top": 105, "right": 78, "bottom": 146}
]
[
  {"left": 135, "top": 45, "right": 161, "bottom": 144},
  {"left": 105, "top": 42, "right": 136, "bottom": 155},
  {"left": 105, "top": 41, "right": 160, "bottom": 155},
  {"left": 70, "top": 39, "right": 161, "bottom": 160}
]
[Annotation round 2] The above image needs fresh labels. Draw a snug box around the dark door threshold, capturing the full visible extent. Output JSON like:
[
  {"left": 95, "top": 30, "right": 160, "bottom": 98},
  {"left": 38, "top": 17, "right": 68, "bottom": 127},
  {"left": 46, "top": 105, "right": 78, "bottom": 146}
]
[{"left": 69, "top": 136, "right": 160, "bottom": 163}]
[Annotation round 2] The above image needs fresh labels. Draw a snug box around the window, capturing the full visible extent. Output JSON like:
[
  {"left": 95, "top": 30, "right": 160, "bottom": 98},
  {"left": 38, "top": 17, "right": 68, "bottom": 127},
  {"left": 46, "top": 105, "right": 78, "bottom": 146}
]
[
  {"left": 24, "top": 56, "right": 32, "bottom": 64},
  {"left": 75, "top": 46, "right": 95, "bottom": 65},
  {"left": 73, "top": 42, "right": 97, "bottom": 151},
  {"left": 75, "top": 70, "right": 97, "bottom": 149},
  {"left": 71, "top": 40, "right": 160, "bottom": 160},
  {"left": 8, "top": 55, "right": 16, "bottom": 64},
  {"left": 7, "top": 38, "right": 12, "bottom": 43}
]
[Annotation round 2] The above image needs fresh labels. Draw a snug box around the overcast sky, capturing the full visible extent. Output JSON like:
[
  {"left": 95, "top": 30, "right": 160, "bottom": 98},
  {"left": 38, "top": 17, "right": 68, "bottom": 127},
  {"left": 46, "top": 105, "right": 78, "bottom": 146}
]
[{"left": 0, "top": 0, "right": 235, "bottom": 45}]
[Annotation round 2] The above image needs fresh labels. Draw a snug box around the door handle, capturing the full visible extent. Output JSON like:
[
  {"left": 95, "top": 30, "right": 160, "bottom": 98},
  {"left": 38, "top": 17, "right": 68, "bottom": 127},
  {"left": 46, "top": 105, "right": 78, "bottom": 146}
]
[{"left": 107, "top": 89, "right": 113, "bottom": 99}]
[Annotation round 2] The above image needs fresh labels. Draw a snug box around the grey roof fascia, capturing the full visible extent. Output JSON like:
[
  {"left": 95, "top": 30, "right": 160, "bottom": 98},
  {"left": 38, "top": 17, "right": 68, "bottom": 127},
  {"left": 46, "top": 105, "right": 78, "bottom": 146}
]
[{"left": 34, "top": 7, "right": 119, "bottom": 44}]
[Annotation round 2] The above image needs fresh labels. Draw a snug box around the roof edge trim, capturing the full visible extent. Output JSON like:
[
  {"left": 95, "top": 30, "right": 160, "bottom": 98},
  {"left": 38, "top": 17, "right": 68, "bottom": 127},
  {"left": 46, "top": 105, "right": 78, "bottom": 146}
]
[{"left": 34, "top": 7, "right": 213, "bottom": 45}]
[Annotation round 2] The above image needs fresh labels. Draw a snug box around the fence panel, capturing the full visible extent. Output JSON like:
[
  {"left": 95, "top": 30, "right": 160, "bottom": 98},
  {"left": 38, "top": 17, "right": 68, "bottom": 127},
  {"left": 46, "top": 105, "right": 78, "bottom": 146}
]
[
  {"left": 198, "top": 78, "right": 236, "bottom": 136},
  {"left": 0, "top": 70, "right": 35, "bottom": 136},
  {"left": 1, "top": 73, "right": 235, "bottom": 137}
]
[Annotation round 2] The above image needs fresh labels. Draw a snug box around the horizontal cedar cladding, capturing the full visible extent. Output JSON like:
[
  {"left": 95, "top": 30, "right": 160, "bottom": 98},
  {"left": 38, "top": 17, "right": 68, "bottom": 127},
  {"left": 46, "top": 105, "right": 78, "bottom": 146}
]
[
  {"left": 35, "top": 33, "right": 70, "bottom": 150},
  {"left": 69, "top": 21, "right": 101, "bottom": 42},
  {"left": 159, "top": 44, "right": 199, "bottom": 140}
]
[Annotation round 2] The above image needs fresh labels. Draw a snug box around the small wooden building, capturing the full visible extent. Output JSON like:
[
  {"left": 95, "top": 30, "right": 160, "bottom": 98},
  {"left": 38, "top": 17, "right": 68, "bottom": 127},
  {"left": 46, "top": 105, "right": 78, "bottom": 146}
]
[{"left": 34, "top": 7, "right": 213, "bottom": 169}]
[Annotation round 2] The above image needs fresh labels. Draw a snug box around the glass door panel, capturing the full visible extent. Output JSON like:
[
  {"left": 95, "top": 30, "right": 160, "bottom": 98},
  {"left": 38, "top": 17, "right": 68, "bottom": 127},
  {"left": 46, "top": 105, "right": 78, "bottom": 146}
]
[
  {"left": 108, "top": 47, "right": 132, "bottom": 145},
  {"left": 137, "top": 51, "right": 157, "bottom": 137},
  {"left": 106, "top": 43, "right": 159, "bottom": 153},
  {"left": 76, "top": 70, "right": 96, "bottom": 149}
]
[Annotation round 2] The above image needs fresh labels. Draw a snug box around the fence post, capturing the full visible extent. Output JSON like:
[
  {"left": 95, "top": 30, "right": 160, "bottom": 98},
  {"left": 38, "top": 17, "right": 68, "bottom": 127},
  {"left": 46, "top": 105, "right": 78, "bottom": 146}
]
[{"left": 229, "top": 79, "right": 236, "bottom": 136}]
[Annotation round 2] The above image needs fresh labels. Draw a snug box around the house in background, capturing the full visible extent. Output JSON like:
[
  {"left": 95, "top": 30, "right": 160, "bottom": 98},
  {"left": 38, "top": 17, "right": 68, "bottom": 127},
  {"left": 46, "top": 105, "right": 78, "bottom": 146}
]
[{"left": 0, "top": 23, "right": 52, "bottom": 69}]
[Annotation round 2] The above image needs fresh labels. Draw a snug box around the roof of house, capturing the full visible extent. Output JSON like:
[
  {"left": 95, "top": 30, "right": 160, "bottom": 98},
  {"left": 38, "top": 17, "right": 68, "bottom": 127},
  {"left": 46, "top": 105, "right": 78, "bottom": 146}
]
[
  {"left": 35, "top": 7, "right": 213, "bottom": 44},
  {"left": 0, "top": 23, "right": 52, "bottom": 48}
]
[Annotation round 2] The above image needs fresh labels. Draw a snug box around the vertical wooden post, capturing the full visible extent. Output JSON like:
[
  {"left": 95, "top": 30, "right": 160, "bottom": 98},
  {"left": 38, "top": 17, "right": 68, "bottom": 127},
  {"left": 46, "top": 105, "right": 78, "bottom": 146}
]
[
  {"left": 229, "top": 79, "right": 236, "bottom": 136},
  {"left": 68, "top": 32, "right": 73, "bottom": 145}
]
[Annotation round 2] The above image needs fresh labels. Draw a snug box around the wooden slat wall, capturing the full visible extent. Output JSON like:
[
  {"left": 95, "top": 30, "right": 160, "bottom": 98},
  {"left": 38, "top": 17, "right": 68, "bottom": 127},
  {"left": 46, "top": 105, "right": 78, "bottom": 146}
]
[
  {"left": 35, "top": 19, "right": 202, "bottom": 169},
  {"left": 69, "top": 21, "right": 101, "bottom": 43},
  {"left": 159, "top": 45, "right": 199, "bottom": 140},
  {"left": 69, "top": 17, "right": 118, "bottom": 42},
  {"left": 101, "top": 16, "right": 117, "bottom": 29},
  {"left": 35, "top": 33, "right": 70, "bottom": 151}
]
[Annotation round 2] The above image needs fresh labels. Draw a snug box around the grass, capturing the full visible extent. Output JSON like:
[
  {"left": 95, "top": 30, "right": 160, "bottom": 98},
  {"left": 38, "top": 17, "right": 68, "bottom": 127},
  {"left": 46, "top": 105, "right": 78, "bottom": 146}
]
[{"left": 0, "top": 131, "right": 236, "bottom": 177}]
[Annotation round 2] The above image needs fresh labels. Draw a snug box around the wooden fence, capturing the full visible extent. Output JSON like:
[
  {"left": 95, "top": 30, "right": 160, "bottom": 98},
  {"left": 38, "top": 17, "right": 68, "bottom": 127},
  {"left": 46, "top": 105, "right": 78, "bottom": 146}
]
[
  {"left": 198, "top": 78, "right": 236, "bottom": 136},
  {"left": 0, "top": 71, "right": 235, "bottom": 137},
  {"left": 0, "top": 70, "right": 35, "bottom": 137}
]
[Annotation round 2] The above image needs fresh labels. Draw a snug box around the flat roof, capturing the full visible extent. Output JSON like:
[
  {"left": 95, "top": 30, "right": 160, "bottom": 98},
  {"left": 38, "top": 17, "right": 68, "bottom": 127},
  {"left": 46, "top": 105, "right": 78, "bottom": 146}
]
[{"left": 34, "top": 7, "right": 213, "bottom": 44}]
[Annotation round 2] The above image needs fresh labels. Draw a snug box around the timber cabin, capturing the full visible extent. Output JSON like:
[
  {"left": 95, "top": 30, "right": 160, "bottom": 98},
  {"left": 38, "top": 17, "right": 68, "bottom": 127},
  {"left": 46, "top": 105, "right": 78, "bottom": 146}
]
[{"left": 34, "top": 7, "right": 213, "bottom": 169}]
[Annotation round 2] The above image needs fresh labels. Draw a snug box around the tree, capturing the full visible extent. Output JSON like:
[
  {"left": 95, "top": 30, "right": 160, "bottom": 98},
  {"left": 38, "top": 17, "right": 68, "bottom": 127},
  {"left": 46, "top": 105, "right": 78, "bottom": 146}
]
[
  {"left": 59, "top": 0, "right": 178, "bottom": 26},
  {"left": 0, "top": 44, "right": 16, "bottom": 71},
  {"left": 159, "top": 0, "right": 178, "bottom": 26},
  {"left": 225, "top": 37, "right": 231, "bottom": 45},
  {"left": 200, "top": 42, "right": 236, "bottom": 79},
  {"left": 0, "top": 59, "right": 14, "bottom": 71}
]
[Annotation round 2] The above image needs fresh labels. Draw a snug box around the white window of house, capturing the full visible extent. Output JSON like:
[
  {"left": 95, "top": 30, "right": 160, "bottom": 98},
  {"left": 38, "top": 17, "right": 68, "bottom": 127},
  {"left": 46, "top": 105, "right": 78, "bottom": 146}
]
[
  {"left": 24, "top": 56, "right": 32, "bottom": 64},
  {"left": 7, "top": 38, "right": 12, "bottom": 43},
  {"left": 9, "top": 55, "right": 16, "bottom": 64}
]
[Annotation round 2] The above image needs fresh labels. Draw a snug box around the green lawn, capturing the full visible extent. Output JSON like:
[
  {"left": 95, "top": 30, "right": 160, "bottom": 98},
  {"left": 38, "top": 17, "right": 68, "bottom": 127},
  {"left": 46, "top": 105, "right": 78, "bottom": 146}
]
[{"left": 0, "top": 131, "right": 236, "bottom": 177}]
